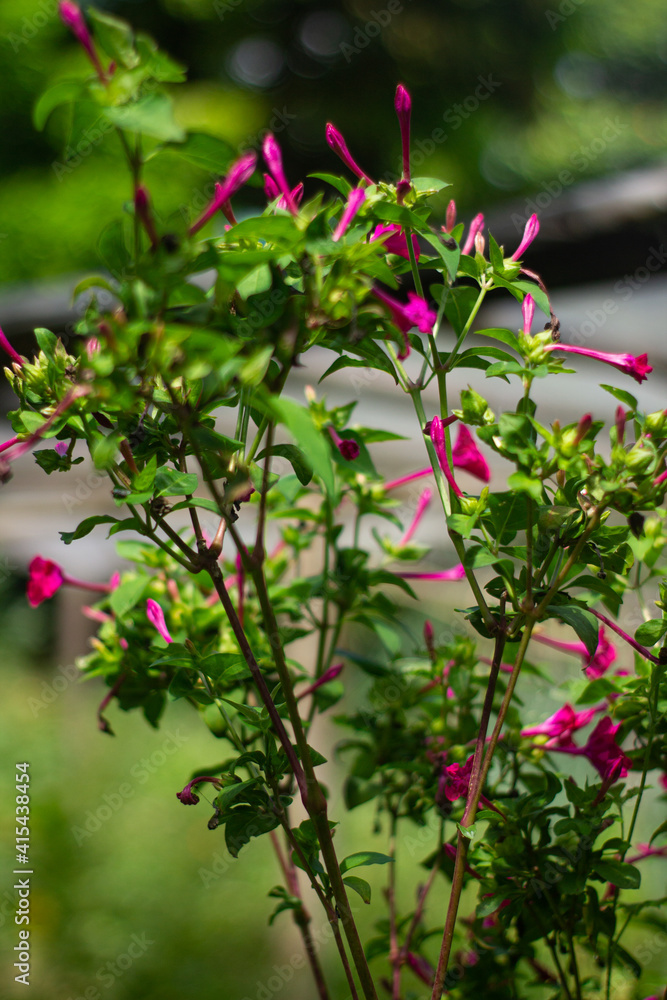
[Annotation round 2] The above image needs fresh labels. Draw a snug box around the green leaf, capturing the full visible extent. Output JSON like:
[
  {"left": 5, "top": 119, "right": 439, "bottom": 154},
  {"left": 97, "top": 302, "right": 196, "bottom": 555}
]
[
  {"left": 342, "top": 876, "right": 372, "bottom": 904},
  {"left": 514, "top": 279, "right": 551, "bottom": 318},
  {"left": 340, "top": 852, "right": 394, "bottom": 874},
  {"left": 476, "top": 893, "right": 506, "bottom": 918},
  {"left": 546, "top": 604, "right": 600, "bottom": 658},
  {"left": 507, "top": 471, "right": 544, "bottom": 501},
  {"left": 634, "top": 619, "right": 667, "bottom": 647},
  {"left": 33, "top": 79, "right": 85, "bottom": 131},
  {"left": 71, "top": 275, "right": 119, "bottom": 304},
  {"left": 88, "top": 8, "right": 139, "bottom": 68},
  {"left": 60, "top": 515, "right": 119, "bottom": 545},
  {"left": 104, "top": 92, "right": 185, "bottom": 143},
  {"left": 236, "top": 265, "right": 273, "bottom": 301},
  {"left": 154, "top": 467, "right": 198, "bottom": 497},
  {"left": 593, "top": 860, "right": 641, "bottom": 890},
  {"left": 170, "top": 497, "right": 222, "bottom": 516},
  {"left": 457, "top": 823, "right": 477, "bottom": 840},
  {"left": 600, "top": 384, "right": 638, "bottom": 411},
  {"left": 109, "top": 576, "right": 148, "bottom": 618},
  {"left": 34, "top": 328, "right": 58, "bottom": 360},
  {"left": 307, "top": 172, "right": 351, "bottom": 197},
  {"left": 475, "top": 327, "right": 520, "bottom": 351},
  {"left": 224, "top": 808, "right": 280, "bottom": 858},
  {"left": 133, "top": 455, "right": 158, "bottom": 493},
  {"left": 423, "top": 233, "right": 460, "bottom": 283},
  {"left": 256, "top": 443, "right": 313, "bottom": 486},
  {"left": 265, "top": 396, "right": 334, "bottom": 497},
  {"left": 160, "top": 132, "right": 234, "bottom": 173}
]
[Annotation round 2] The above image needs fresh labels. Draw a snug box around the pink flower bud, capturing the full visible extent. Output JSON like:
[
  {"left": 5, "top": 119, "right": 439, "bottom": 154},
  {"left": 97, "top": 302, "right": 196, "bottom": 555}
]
[
  {"left": 444, "top": 199, "right": 456, "bottom": 233},
  {"left": 262, "top": 134, "right": 298, "bottom": 216},
  {"left": 325, "top": 123, "right": 374, "bottom": 184},
  {"left": 511, "top": 213, "right": 539, "bottom": 260},
  {"left": 461, "top": 213, "right": 484, "bottom": 255},
  {"left": 59, "top": 2, "right": 107, "bottom": 82},
  {"left": 521, "top": 294, "right": 535, "bottom": 337},
  {"left": 146, "top": 598, "right": 174, "bottom": 644}
]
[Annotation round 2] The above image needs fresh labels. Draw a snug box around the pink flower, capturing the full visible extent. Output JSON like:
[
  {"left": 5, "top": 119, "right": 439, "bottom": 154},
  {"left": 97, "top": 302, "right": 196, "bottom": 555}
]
[
  {"left": 325, "top": 123, "right": 374, "bottom": 184},
  {"left": 406, "top": 952, "right": 435, "bottom": 985},
  {"left": 134, "top": 185, "right": 159, "bottom": 248},
  {"left": 384, "top": 467, "right": 433, "bottom": 491},
  {"left": 59, "top": 1, "right": 107, "bottom": 82},
  {"left": 395, "top": 83, "right": 412, "bottom": 182},
  {"left": 54, "top": 441, "right": 69, "bottom": 456},
  {"left": 146, "top": 599, "right": 173, "bottom": 644},
  {"left": 332, "top": 187, "right": 366, "bottom": 241},
  {"left": 533, "top": 626, "right": 617, "bottom": 680},
  {"left": 262, "top": 134, "right": 299, "bottom": 216},
  {"left": 27, "top": 557, "right": 64, "bottom": 607},
  {"left": 327, "top": 425, "right": 359, "bottom": 460},
  {"left": 451, "top": 425, "right": 490, "bottom": 483},
  {"left": 544, "top": 344, "right": 652, "bottom": 384},
  {"left": 550, "top": 716, "right": 632, "bottom": 779},
  {"left": 296, "top": 663, "right": 344, "bottom": 701},
  {"left": 626, "top": 843, "right": 667, "bottom": 865},
  {"left": 176, "top": 775, "right": 223, "bottom": 805},
  {"left": 522, "top": 703, "right": 603, "bottom": 746},
  {"left": 442, "top": 754, "right": 474, "bottom": 801},
  {"left": 399, "top": 487, "right": 432, "bottom": 546},
  {"left": 429, "top": 415, "right": 463, "bottom": 498},
  {"left": 190, "top": 151, "right": 258, "bottom": 235},
  {"left": 398, "top": 566, "right": 466, "bottom": 580},
  {"left": 264, "top": 175, "right": 304, "bottom": 211},
  {"left": 371, "top": 223, "right": 420, "bottom": 260},
  {"left": 511, "top": 213, "right": 539, "bottom": 260},
  {"left": 461, "top": 213, "right": 484, "bottom": 255},
  {"left": 0, "top": 325, "right": 23, "bottom": 367},
  {"left": 373, "top": 287, "right": 436, "bottom": 360},
  {"left": 522, "top": 294, "right": 535, "bottom": 337},
  {"left": 443, "top": 199, "right": 456, "bottom": 233}
]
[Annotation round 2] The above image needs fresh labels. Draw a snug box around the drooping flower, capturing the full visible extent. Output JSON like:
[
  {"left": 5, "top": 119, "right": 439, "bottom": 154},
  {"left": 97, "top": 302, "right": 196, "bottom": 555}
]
[
  {"left": 176, "top": 775, "right": 224, "bottom": 805},
  {"left": 296, "top": 663, "right": 344, "bottom": 701},
  {"left": 397, "top": 565, "right": 466, "bottom": 581},
  {"left": 395, "top": 83, "right": 412, "bottom": 182},
  {"left": 59, "top": 1, "right": 107, "bottom": 82},
  {"left": 371, "top": 223, "right": 420, "bottom": 260},
  {"left": 325, "top": 123, "right": 374, "bottom": 184},
  {"left": 27, "top": 557, "right": 64, "bottom": 607},
  {"left": 522, "top": 294, "right": 535, "bottom": 337},
  {"left": 442, "top": 754, "right": 475, "bottom": 801},
  {"left": 429, "top": 414, "right": 463, "bottom": 498},
  {"left": 189, "top": 151, "right": 258, "bottom": 235},
  {"left": 332, "top": 187, "right": 366, "bottom": 241},
  {"left": 511, "top": 213, "right": 540, "bottom": 260},
  {"left": 0, "top": 325, "right": 23, "bottom": 367},
  {"left": 544, "top": 344, "right": 652, "bottom": 384},
  {"left": 399, "top": 487, "right": 432, "bottom": 546},
  {"left": 327, "top": 425, "right": 359, "bottom": 461},
  {"left": 451, "top": 425, "right": 490, "bottom": 483},
  {"left": 548, "top": 716, "right": 632, "bottom": 779},
  {"left": 521, "top": 702, "right": 603, "bottom": 747},
  {"left": 461, "top": 213, "right": 484, "bottom": 255},
  {"left": 373, "top": 287, "right": 437, "bottom": 360},
  {"left": 262, "top": 134, "right": 299, "bottom": 215},
  {"left": 533, "top": 626, "right": 617, "bottom": 680},
  {"left": 146, "top": 598, "right": 174, "bottom": 644}
]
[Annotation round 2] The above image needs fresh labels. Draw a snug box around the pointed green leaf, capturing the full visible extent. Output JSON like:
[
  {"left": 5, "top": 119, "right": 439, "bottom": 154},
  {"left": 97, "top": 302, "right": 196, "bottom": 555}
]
[
  {"left": 342, "top": 876, "right": 372, "bottom": 904},
  {"left": 340, "top": 851, "right": 394, "bottom": 874}
]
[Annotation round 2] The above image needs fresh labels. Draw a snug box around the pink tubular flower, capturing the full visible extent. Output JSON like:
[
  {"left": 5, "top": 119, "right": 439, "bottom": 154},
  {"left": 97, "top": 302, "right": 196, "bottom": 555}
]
[
  {"left": 533, "top": 626, "right": 617, "bottom": 680},
  {"left": 398, "top": 565, "right": 466, "bottom": 581},
  {"left": 511, "top": 213, "right": 540, "bottom": 260},
  {"left": 371, "top": 223, "right": 420, "bottom": 260},
  {"left": 406, "top": 952, "right": 435, "bottom": 985},
  {"left": 190, "top": 151, "right": 257, "bottom": 235},
  {"left": 443, "top": 754, "right": 474, "bottom": 801},
  {"left": 325, "top": 123, "right": 374, "bottom": 184},
  {"left": 544, "top": 344, "right": 652, "bottom": 384},
  {"left": 27, "top": 556, "right": 115, "bottom": 608},
  {"left": 262, "top": 134, "right": 298, "bottom": 216},
  {"left": 443, "top": 199, "right": 456, "bottom": 233},
  {"left": 430, "top": 414, "right": 463, "bottom": 498},
  {"left": 522, "top": 294, "right": 535, "bottom": 337},
  {"left": 146, "top": 599, "right": 173, "bottom": 644},
  {"left": 264, "top": 174, "right": 303, "bottom": 211},
  {"left": 461, "top": 213, "right": 484, "bottom": 255},
  {"left": 395, "top": 83, "right": 412, "bottom": 182},
  {"left": 59, "top": 1, "right": 107, "bottom": 82},
  {"left": 399, "top": 487, "right": 432, "bottom": 546},
  {"left": 373, "top": 287, "right": 436, "bottom": 360},
  {"left": 521, "top": 702, "right": 603, "bottom": 747},
  {"left": 549, "top": 716, "right": 632, "bottom": 779},
  {"left": 626, "top": 843, "right": 667, "bottom": 865},
  {"left": 327, "top": 425, "right": 359, "bottom": 460},
  {"left": 451, "top": 425, "right": 490, "bottom": 483},
  {"left": 296, "top": 663, "right": 344, "bottom": 701},
  {"left": 384, "top": 466, "right": 433, "bottom": 491},
  {"left": 176, "top": 775, "right": 223, "bottom": 805},
  {"left": 332, "top": 187, "right": 366, "bottom": 241},
  {"left": 0, "top": 325, "right": 23, "bottom": 367}
]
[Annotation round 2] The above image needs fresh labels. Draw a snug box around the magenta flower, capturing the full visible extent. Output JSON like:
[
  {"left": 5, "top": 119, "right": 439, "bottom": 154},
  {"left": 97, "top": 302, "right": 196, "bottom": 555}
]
[
  {"left": 511, "top": 213, "right": 539, "bottom": 260},
  {"left": 544, "top": 344, "right": 652, "bottom": 384},
  {"left": 325, "top": 123, "right": 374, "bottom": 185},
  {"left": 327, "top": 425, "right": 359, "bottom": 461},
  {"left": 522, "top": 702, "right": 603, "bottom": 747},
  {"left": 134, "top": 185, "right": 159, "bottom": 249},
  {"left": 146, "top": 598, "right": 173, "bottom": 644},
  {"left": 373, "top": 287, "right": 436, "bottom": 360},
  {"left": 176, "top": 775, "right": 223, "bottom": 805},
  {"left": 395, "top": 83, "right": 412, "bottom": 182},
  {"left": 461, "top": 213, "right": 484, "bottom": 255},
  {"left": 443, "top": 199, "right": 456, "bottom": 233},
  {"left": 59, "top": 1, "right": 107, "bottom": 82},
  {"left": 371, "top": 223, "right": 420, "bottom": 260},
  {"left": 399, "top": 487, "right": 432, "bottom": 546},
  {"left": 522, "top": 294, "right": 535, "bottom": 337},
  {"left": 398, "top": 565, "right": 466, "bottom": 581},
  {"left": 264, "top": 174, "right": 303, "bottom": 211},
  {"left": 54, "top": 441, "right": 69, "bottom": 456},
  {"left": 27, "top": 555, "right": 115, "bottom": 608},
  {"left": 429, "top": 414, "right": 463, "bottom": 498},
  {"left": 296, "top": 663, "right": 344, "bottom": 701},
  {"left": 442, "top": 754, "right": 474, "bottom": 801},
  {"left": 549, "top": 716, "right": 631, "bottom": 779},
  {"left": 0, "top": 325, "right": 23, "bottom": 367},
  {"left": 532, "top": 627, "right": 617, "bottom": 680},
  {"left": 332, "top": 187, "right": 366, "bottom": 241},
  {"left": 190, "top": 151, "right": 258, "bottom": 235},
  {"left": 384, "top": 466, "right": 433, "bottom": 491},
  {"left": 451, "top": 425, "right": 490, "bottom": 483},
  {"left": 262, "top": 134, "right": 298, "bottom": 216},
  {"left": 626, "top": 843, "right": 667, "bottom": 865}
]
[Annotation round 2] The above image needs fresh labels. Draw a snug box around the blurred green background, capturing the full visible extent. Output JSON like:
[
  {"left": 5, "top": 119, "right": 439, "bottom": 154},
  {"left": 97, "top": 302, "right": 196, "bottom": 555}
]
[{"left": 1, "top": 1, "right": 666, "bottom": 997}]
